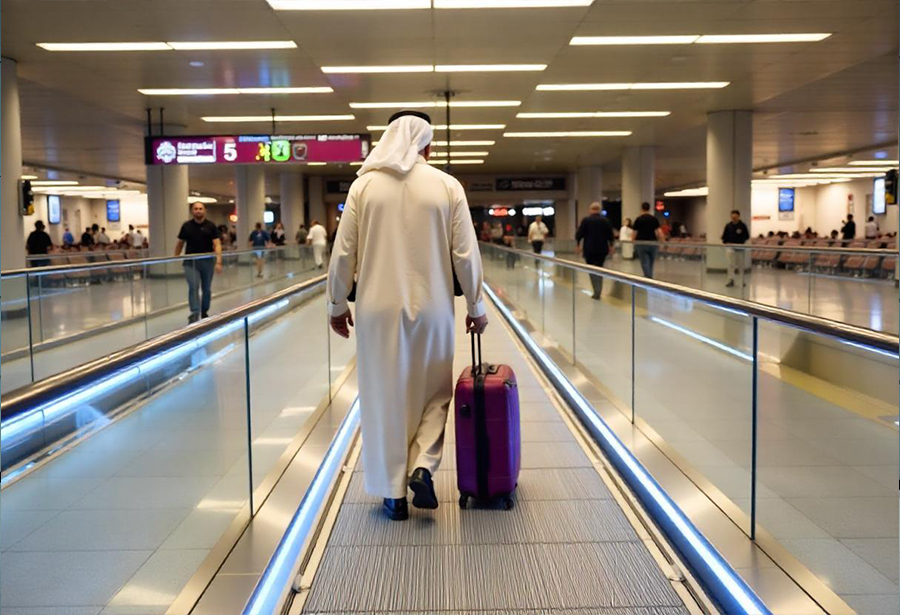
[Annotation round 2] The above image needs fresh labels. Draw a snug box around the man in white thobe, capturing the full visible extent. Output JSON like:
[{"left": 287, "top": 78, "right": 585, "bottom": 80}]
[{"left": 327, "top": 111, "right": 488, "bottom": 521}]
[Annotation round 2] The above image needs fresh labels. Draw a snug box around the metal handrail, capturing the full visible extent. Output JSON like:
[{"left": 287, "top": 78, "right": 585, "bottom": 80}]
[
  {"left": 486, "top": 243, "right": 899, "bottom": 354},
  {"left": 610, "top": 239, "right": 895, "bottom": 256},
  {"left": 0, "top": 274, "right": 327, "bottom": 420},
  {"left": 1, "top": 244, "right": 307, "bottom": 277}
]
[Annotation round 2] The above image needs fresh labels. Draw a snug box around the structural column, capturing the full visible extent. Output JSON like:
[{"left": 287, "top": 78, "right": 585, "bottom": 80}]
[
  {"left": 706, "top": 110, "right": 752, "bottom": 239},
  {"left": 308, "top": 175, "right": 326, "bottom": 229},
  {"left": 621, "top": 146, "right": 655, "bottom": 223},
  {"left": 2, "top": 57, "right": 25, "bottom": 270},
  {"left": 576, "top": 165, "right": 603, "bottom": 210},
  {"left": 279, "top": 172, "right": 305, "bottom": 242},
  {"left": 147, "top": 164, "right": 190, "bottom": 257},
  {"left": 235, "top": 165, "right": 265, "bottom": 246}
]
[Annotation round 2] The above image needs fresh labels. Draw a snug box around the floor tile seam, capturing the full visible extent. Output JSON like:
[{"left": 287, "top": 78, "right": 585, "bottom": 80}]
[{"left": 0, "top": 506, "right": 66, "bottom": 552}]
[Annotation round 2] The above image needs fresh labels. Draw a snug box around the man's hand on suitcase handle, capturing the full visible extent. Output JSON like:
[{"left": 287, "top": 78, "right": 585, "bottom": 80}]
[
  {"left": 330, "top": 310, "right": 354, "bottom": 338},
  {"left": 466, "top": 314, "right": 488, "bottom": 335}
]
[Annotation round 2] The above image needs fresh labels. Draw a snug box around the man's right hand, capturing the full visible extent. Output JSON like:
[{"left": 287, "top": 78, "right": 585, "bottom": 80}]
[{"left": 466, "top": 314, "right": 488, "bottom": 335}]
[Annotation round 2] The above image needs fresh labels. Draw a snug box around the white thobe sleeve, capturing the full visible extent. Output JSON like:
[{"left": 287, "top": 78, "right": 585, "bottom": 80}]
[
  {"left": 326, "top": 189, "right": 358, "bottom": 317},
  {"left": 449, "top": 180, "right": 486, "bottom": 318}
]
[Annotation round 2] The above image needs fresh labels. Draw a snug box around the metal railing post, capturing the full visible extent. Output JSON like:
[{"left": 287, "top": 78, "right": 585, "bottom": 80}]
[
  {"left": 631, "top": 284, "right": 636, "bottom": 424},
  {"left": 25, "top": 273, "right": 35, "bottom": 383},
  {"left": 750, "top": 316, "right": 759, "bottom": 541},
  {"left": 571, "top": 268, "right": 576, "bottom": 365},
  {"left": 243, "top": 317, "right": 255, "bottom": 515}
]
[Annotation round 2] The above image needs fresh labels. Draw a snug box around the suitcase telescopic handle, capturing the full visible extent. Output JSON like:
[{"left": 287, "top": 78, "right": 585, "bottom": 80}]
[{"left": 470, "top": 331, "right": 482, "bottom": 375}]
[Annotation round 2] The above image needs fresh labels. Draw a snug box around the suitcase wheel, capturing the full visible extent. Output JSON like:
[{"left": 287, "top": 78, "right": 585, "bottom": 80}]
[
  {"left": 458, "top": 494, "right": 469, "bottom": 509},
  {"left": 503, "top": 497, "right": 515, "bottom": 511}
]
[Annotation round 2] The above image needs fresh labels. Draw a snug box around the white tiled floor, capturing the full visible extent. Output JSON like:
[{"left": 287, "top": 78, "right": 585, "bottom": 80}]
[
  {"left": 483, "top": 252, "right": 899, "bottom": 614},
  {"left": 0, "top": 296, "right": 356, "bottom": 614}
]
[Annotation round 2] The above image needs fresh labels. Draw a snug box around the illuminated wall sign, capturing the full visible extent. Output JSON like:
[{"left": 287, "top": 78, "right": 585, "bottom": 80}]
[
  {"left": 145, "top": 134, "right": 370, "bottom": 166},
  {"left": 496, "top": 177, "right": 566, "bottom": 191},
  {"left": 106, "top": 199, "right": 121, "bottom": 222},
  {"left": 48, "top": 195, "right": 61, "bottom": 225}
]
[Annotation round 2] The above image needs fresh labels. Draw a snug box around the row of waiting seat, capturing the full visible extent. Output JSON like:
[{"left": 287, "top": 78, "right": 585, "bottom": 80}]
[
  {"left": 656, "top": 237, "right": 898, "bottom": 279},
  {"left": 27, "top": 251, "right": 149, "bottom": 287}
]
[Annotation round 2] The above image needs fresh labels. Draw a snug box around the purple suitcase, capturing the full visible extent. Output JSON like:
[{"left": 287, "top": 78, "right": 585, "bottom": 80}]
[{"left": 454, "top": 333, "right": 521, "bottom": 509}]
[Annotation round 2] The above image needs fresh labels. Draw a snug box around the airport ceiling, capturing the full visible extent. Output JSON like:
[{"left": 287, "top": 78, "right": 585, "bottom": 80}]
[{"left": 3, "top": 0, "right": 898, "bottom": 197}]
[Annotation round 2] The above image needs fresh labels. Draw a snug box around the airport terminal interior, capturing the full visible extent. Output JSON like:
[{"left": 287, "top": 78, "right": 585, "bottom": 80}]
[{"left": 0, "top": 1, "right": 897, "bottom": 614}]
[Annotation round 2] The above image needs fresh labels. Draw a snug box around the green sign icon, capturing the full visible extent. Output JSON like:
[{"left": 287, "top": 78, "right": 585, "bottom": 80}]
[{"left": 272, "top": 140, "right": 291, "bottom": 162}]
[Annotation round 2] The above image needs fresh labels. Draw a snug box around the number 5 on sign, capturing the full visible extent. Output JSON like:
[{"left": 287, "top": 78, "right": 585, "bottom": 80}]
[{"left": 223, "top": 142, "right": 237, "bottom": 162}]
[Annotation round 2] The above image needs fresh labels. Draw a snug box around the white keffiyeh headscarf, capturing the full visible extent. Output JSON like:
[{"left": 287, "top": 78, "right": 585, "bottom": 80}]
[{"left": 357, "top": 113, "right": 433, "bottom": 177}]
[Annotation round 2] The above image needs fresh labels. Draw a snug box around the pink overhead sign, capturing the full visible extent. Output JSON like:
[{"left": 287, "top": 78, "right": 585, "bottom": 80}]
[{"left": 145, "top": 134, "right": 370, "bottom": 165}]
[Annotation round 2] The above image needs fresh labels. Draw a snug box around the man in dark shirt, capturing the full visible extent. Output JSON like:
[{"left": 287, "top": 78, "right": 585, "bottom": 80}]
[
  {"left": 722, "top": 209, "right": 750, "bottom": 287},
  {"left": 631, "top": 202, "right": 663, "bottom": 278},
  {"left": 249, "top": 222, "right": 271, "bottom": 278},
  {"left": 841, "top": 214, "right": 856, "bottom": 242},
  {"left": 80, "top": 227, "right": 94, "bottom": 248},
  {"left": 575, "top": 202, "right": 616, "bottom": 299},
  {"left": 175, "top": 202, "right": 223, "bottom": 323},
  {"left": 26, "top": 220, "right": 53, "bottom": 267}
]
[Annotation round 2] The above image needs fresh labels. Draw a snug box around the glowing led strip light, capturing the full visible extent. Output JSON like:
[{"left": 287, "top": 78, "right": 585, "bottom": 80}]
[
  {"left": 482, "top": 282, "right": 770, "bottom": 615},
  {"left": 244, "top": 398, "right": 360, "bottom": 615},
  {"left": 0, "top": 299, "right": 292, "bottom": 450},
  {"left": 649, "top": 316, "right": 753, "bottom": 361}
]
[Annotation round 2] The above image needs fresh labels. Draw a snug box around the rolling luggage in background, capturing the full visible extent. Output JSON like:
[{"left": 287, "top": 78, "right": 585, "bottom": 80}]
[{"left": 454, "top": 332, "right": 521, "bottom": 509}]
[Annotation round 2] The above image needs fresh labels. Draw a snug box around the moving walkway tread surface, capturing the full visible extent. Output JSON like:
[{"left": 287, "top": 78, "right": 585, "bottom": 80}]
[{"left": 301, "top": 306, "right": 693, "bottom": 615}]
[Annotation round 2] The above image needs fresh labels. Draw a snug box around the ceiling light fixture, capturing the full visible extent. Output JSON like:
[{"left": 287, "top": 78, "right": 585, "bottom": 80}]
[
  {"left": 139, "top": 86, "right": 333, "bottom": 95},
  {"left": 30, "top": 180, "right": 79, "bottom": 186},
  {"left": 350, "top": 100, "right": 520, "bottom": 108},
  {"left": 696, "top": 33, "right": 831, "bottom": 44},
  {"left": 537, "top": 82, "right": 729, "bottom": 91},
  {"left": 434, "top": 0, "right": 593, "bottom": 7},
  {"left": 202, "top": 115, "right": 355, "bottom": 122},
  {"left": 306, "top": 162, "right": 327, "bottom": 166},
  {"left": 429, "top": 151, "right": 490, "bottom": 157},
  {"left": 20, "top": 175, "right": 39, "bottom": 180},
  {"left": 571, "top": 35, "right": 699, "bottom": 45},
  {"left": 367, "top": 124, "right": 505, "bottom": 130},
  {"left": 664, "top": 187, "right": 708, "bottom": 197},
  {"left": 36, "top": 42, "right": 173, "bottom": 52},
  {"left": 427, "top": 159, "right": 485, "bottom": 165},
  {"left": 435, "top": 64, "right": 547, "bottom": 72},
  {"left": 810, "top": 167, "right": 894, "bottom": 173},
  {"left": 321, "top": 65, "right": 433, "bottom": 73},
  {"left": 167, "top": 41, "right": 297, "bottom": 50},
  {"left": 849, "top": 159, "right": 899, "bottom": 166},
  {"left": 268, "top": 0, "right": 429, "bottom": 7},
  {"left": 504, "top": 131, "right": 631, "bottom": 137},
  {"left": 516, "top": 111, "right": 670, "bottom": 118},
  {"left": 432, "top": 140, "right": 496, "bottom": 146}
]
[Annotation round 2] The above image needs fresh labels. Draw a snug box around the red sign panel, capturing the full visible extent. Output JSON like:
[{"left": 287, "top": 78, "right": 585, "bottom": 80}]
[{"left": 145, "top": 134, "right": 370, "bottom": 165}]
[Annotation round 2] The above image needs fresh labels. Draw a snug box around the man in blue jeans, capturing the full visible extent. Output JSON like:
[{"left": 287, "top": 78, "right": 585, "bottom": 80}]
[
  {"left": 175, "top": 202, "right": 223, "bottom": 323},
  {"left": 631, "top": 202, "right": 664, "bottom": 278}
]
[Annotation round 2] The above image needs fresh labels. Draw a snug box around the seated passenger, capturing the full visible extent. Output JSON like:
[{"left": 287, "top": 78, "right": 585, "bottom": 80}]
[{"left": 327, "top": 110, "right": 487, "bottom": 521}]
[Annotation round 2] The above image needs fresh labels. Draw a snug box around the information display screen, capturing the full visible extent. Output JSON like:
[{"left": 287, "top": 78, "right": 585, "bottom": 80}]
[
  {"left": 106, "top": 199, "right": 121, "bottom": 222},
  {"left": 873, "top": 177, "right": 886, "bottom": 214},
  {"left": 47, "top": 195, "right": 61, "bottom": 225},
  {"left": 778, "top": 188, "right": 795, "bottom": 212},
  {"left": 145, "top": 134, "right": 370, "bottom": 166}
]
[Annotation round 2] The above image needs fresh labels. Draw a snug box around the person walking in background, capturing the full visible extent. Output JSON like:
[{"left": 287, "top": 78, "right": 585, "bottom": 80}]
[
  {"left": 327, "top": 110, "right": 487, "bottom": 522},
  {"left": 528, "top": 215, "right": 549, "bottom": 254},
  {"left": 632, "top": 202, "right": 664, "bottom": 278},
  {"left": 722, "top": 209, "right": 750, "bottom": 288},
  {"left": 272, "top": 221, "right": 286, "bottom": 246},
  {"left": 575, "top": 202, "right": 616, "bottom": 300},
  {"left": 619, "top": 217, "right": 634, "bottom": 260},
  {"left": 296, "top": 223, "right": 308, "bottom": 245},
  {"left": 841, "top": 214, "right": 856, "bottom": 241},
  {"left": 865, "top": 216, "right": 878, "bottom": 239},
  {"left": 308, "top": 219, "right": 328, "bottom": 268},
  {"left": 218, "top": 224, "right": 233, "bottom": 249},
  {"left": 249, "top": 222, "right": 271, "bottom": 278},
  {"left": 62, "top": 227, "right": 74, "bottom": 246},
  {"left": 130, "top": 226, "right": 144, "bottom": 249},
  {"left": 26, "top": 220, "right": 53, "bottom": 267},
  {"left": 174, "top": 202, "right": 223, "bottom": 324}
]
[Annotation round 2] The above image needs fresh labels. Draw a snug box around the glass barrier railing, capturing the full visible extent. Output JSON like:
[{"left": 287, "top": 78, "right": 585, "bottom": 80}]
[
  {"left": 1, "top": 245, "right": 321, "bottom": 394},
  {"left": 481, "top": 242, "right": 899, "bottom": 612},
  {"left": 510, "top": 237, "right": 898, "bottom": 334},
  {"left": 0, "top": 274, "right": 356, "bottom": 615}
]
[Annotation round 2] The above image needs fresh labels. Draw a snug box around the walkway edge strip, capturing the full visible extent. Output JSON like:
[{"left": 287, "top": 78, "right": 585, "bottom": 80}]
[{"left": 483, "top": 282, "right": 772, "bottom": 615}]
